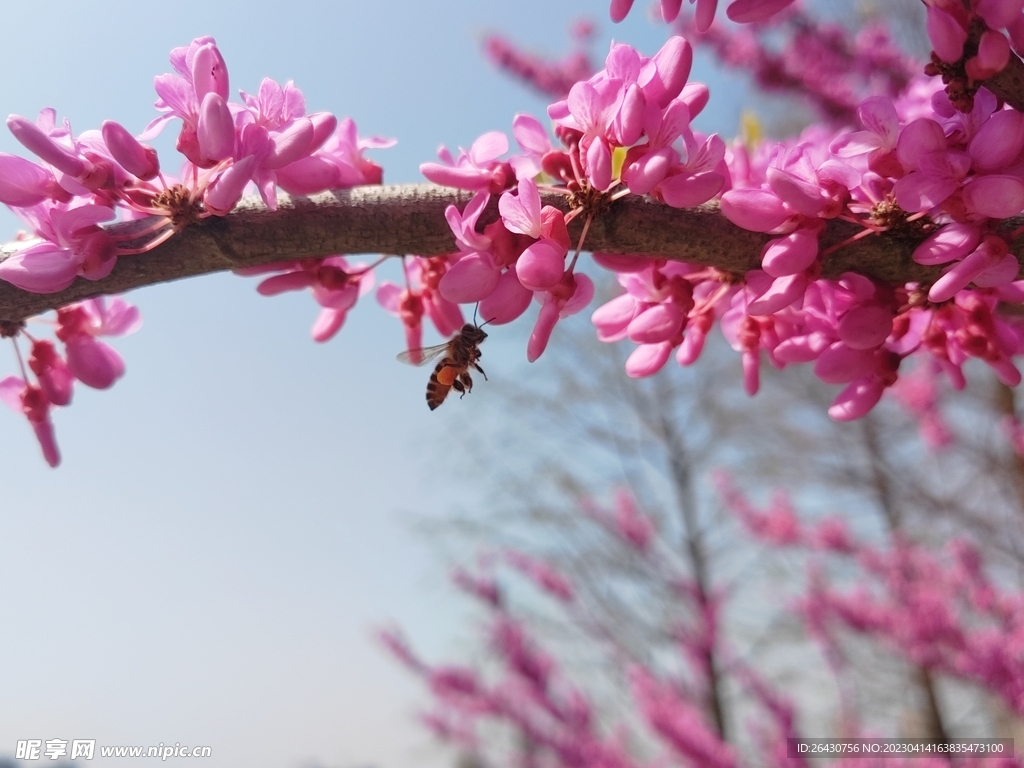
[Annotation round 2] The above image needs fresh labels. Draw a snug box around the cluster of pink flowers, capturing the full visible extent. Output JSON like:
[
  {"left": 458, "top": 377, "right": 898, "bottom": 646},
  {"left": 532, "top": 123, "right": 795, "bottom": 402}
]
[
  {"left": 0, "top": 36, "right": 385, "bottom": 464},
  {"left": 585, "top": 31, "right": 1024, "bottom": 421},
  {"left": 417, "top": 34, "right": 724, "bottom": 361},
  {"left": 386, "top": 482, "right": 1024, "bottom": 768},
  {"left": 475, "top": 4, "right": 1020, "bottom": 424},
  {"left": 673, "top": 7, "right": 919, "bottom": 125},
  {"left": 375, "top": 256, "right": 464, "bottom": 361},
  {"left": 400, "top": 3, "right": 1024, "bottom": 424},
  {"left": 719, "top": 476, "right": 1024, "bottom": 718},
  {"left": 924, "top": 0, "right": 1024, "bottom": 107},
  {"left": 609, "top": 0, "right": 798, "bottom": 30},
  {"left": 0, "top": 297, "right": 139, "bottom": 465},
  {"left": 482, "top": 20, "right": 598, "bottom": 101},
  {"left": 0, "top": 37, "right": 384, "bottom": 295},
  {"left": 240, "top": 255, "right": 380, "bottom": 342},
  {"left": 7, "top": 0, "right": 1024, "bottom": 463},
  {"left": 380, "top": 540, "right": 717, "bottom": 768}
]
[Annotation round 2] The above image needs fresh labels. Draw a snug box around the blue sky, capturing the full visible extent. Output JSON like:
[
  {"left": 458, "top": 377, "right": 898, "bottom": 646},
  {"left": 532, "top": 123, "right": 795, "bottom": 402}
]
[{"left": 0, "top": 2, "right": 755, "bottom": 766}]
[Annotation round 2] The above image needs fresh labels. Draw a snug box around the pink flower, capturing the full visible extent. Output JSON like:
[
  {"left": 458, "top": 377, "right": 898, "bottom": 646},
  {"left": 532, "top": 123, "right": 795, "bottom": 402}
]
[
  {"left": 378, "top": 283, "right": 424, "bottom": 362},
  {"left": 28, "top": 340, "right": 74, "bottom": 406},
  {"left": 928, "top": 235, "right": 1017, "bottom": 303},
  {"left": 0, "top": 202, "right": 117, "bottom": 292},
  {"left": 925, "top": 4, "right": 968, "bottom": 63},
  {"left": 719, "top": 474, "right": 803, "bottom": 546},
  {"left": 504, "top": 551, "right": 575, "bottom": 602},
  {"left": 276, "top": 118, "right": 392, "bottom": 194},
  {"left": 438, "top": 193, "right": 504, "bottom": 304},
  {"left": 203, "top": 155, "right": 256, "bottom": 216},
  {"left": 6, "top": 111, "right": 112, "bottom": 191},
  {"left": 231, "top": 78, "right": 342, "bottom": 208},
  {"left": 720, "top": 188, "right": 791, "bottom": 232},
  {"left": 583, "top": 488, "right": 661, "bottom": 549},
  {"left": 811, "top": 517, "right": 856, "bottom": 553},
  {"left": 421, "top": 132, "right": 513, "bottom": 193},
  {"left": 499, "top": 179, "right": 570, "bottom": 292},
  {"left": 830, "top": 96, "right": 901, "bottom": 175},
  {"left": 145, "top": 37, "right": 230, "bottom": 164},
  {"left": 55, "top": 297, "right": 141, "bottom": 390},
  {"left": 254, "top": 256, "right": 377, "bottom": 342},
  {"left": 726, "top": 0, "right": 797, "bottom": 24},
  {"left": 552, "top": 75, "right": 625, "bottom": 191},
  {"left": 629, "top": 665, "right": 738, "bottom": 768},
  {"left": 528, "top": 271, "right": 594, "bottom": 362},
  {"left": 452, "top": 566, "right": 502, "bottom": 607},
  {"left": 379, "top": 257, "right": 465, "bottom": 361},
  {"left": 892, "top": 118, "right": 969, "bottom": 212},
  {"left": 479, "top": 270, "right": 533, "bottom": 326},
  {"left": 0, "top": 377, "right": 60, "bottom": 467},
  {"left": 0, "top": 152, "right": 57, "bottom": 207},
  {"left": 100, "top": 121, "right": 160, "bottom": 181},
  {"left": 509, "top": 114, "right": 553, "bottom": 179}
]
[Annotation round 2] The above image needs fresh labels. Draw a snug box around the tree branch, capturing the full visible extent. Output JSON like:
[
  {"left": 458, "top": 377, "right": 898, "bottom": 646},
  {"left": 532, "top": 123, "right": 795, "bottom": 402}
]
[
  {"left": 0, "top": 181, "right": 1011, "bottom": 324},
  {"left": 984, "top": 46, "right": 1024, "bottom": 113}
]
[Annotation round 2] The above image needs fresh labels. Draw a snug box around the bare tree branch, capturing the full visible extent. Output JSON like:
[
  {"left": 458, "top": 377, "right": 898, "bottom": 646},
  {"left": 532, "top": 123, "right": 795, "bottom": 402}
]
[{"left": 0, "top": 181, "right": 1006, "bottom": 324}]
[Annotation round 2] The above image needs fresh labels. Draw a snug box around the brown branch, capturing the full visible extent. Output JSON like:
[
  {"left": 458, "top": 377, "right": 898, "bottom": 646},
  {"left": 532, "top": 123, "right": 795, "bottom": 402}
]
[
  {"left": 984, "top": 45, "right": 1024, "bottom": 113},
  {"left": 0, "top": 181, "right": 1016, "bottom": 324}
]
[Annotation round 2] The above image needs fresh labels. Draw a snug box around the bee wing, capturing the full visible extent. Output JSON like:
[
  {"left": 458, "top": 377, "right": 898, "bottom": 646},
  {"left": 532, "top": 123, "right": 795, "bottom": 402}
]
[{"left": 397, "top": 342, "right": 450, "bottom": 366}]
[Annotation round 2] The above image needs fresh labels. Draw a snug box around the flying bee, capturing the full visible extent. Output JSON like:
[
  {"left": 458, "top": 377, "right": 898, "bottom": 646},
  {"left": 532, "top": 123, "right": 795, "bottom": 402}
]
[{"left": 397, "top": 324, "right": 488, "bottom": 410}]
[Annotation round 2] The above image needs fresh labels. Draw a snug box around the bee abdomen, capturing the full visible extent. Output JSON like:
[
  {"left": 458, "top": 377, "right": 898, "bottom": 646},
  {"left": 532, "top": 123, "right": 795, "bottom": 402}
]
[{"left": 426, "top": 362, "right": 454, "bottom": 410}]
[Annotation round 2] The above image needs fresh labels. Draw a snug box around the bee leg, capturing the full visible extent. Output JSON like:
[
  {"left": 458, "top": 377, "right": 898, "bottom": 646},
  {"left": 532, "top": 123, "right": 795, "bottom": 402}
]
[
  {"left": 452, "top": 379, "right": 466, "bottom": 395},
  {"left": 457, "top": 371, "right": 474, "bottom": 398},
  {"left": 473, "top": 362, "right": 488, "bottom": 381}
]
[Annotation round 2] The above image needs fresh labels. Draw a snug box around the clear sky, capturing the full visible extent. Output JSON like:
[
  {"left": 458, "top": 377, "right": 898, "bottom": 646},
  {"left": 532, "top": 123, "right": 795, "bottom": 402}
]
[{"left": 0, "top": 2, "right": 754, "bottom": 767}]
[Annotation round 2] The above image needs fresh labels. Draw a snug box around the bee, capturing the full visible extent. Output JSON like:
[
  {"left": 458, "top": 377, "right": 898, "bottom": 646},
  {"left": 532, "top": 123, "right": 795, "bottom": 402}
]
[{"left": 398, "top": 324, "right": 488, "bottom": 410}]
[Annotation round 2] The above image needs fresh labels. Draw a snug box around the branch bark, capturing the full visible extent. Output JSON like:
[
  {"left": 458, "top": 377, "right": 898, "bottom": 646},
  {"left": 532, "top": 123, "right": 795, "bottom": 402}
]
[
  {"left": 987, "top": 49, "right": 1024, "bottom": 113},
  {"left": 0, "top": 181, "right": 1014, "bottom": 324}
]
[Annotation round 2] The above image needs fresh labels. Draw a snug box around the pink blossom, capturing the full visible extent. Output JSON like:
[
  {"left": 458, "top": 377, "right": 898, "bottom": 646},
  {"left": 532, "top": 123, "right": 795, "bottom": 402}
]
[
  {"left": 378, "top": 257, "right": 465, "bottom": 360},
  {"left": 726, "top": 0, "right": 797, "bottom": 24},
  {"left": 500, "top": 179, "right": 570, "bottom": 292},
  {"left": 479, "top": 270, "right": 533, "bottom": 325},
  {"left": 829, "top": 96, "right": 900, "bottom": 175},
  {"left": 717, "top": 473, "right": 802, "bottom": 546},
  {"left": 0, "top": 152, "right": 56, "bottom": 207},
  {"left": 720, "top": 187, "right": 791, "bottom": 232},
  {"left": 483, "top": 28, "right": 596, "bottom": 101},
  {"left": 0, "top": 202, "right": 116, "bottom": 292},
  {"left": 28, "top": 340, "right": 74, "bottom": 406},
  {"left": 377, "top": 285, "right": 423, "bottom": 361},
  {"left": 6, "top": 112, "right": 111, "bottom": 191},
  {"left": 890, "top": 360, "right": 952, "bottom": 449},
  {"left": 811, "top": 517, "right": 856, "bottom": 554},
  {"left": 145, "top": 37, "right": 230, "bottom": 161},
  {"left": 509, "top": 114, "right": 553, "bottom": 179},
  {"left": 452, "top": 566, "right": 502, "bottom": 608},
  {"left": 276, "top": 118, "right": 392, "bottom": 194},
  {"left": 629, "top": 665, "right": 738, "bottom": 768},
  {"left": 254, "top": 256, "right": 376, "bottom": 342},
  {"left": 0, "top": 377, "right": 60, "bottom": 467},
  {"left": 100, "top": 121, "right": 160, "bottom": 181},
  {"left": 610, "top": 489, "right": 656, "bottom": 551},
  {"left": 421, "top": 132, "right": 513, "bottom": 193},
  {"left": 527, "top": 271, "right": 594, "bottom": 362},
  {"left": 504, "top": 551, "right": 575, "bottom": 602},
  {"left": 55, "top": 298, "right": 141, "bottom": 390},
  {"left": 892, "top": 118, "right": 969, "bottom": 212},
  {"left": 203, "top": 155, "right": 256, "bottom": 216},
  {"left": 925, "top": 4, "right": 968, "bottom": 63}
]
